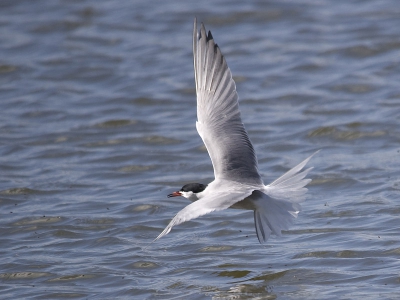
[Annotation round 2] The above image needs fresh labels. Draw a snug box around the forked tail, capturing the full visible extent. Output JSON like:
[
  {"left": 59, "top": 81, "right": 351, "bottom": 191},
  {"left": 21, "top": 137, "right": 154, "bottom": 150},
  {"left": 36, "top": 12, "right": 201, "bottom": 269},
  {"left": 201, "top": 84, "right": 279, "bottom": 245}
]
[{"left": 252, "top": 151, "right": 319, "bottom": 243}]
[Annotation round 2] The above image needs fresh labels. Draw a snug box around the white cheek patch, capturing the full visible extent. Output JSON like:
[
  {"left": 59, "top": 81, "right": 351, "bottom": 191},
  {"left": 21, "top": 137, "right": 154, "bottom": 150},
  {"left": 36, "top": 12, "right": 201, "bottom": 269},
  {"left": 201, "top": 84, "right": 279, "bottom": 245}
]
[{"left": 181, "top": 191, "right": 194, "bottom": 198}]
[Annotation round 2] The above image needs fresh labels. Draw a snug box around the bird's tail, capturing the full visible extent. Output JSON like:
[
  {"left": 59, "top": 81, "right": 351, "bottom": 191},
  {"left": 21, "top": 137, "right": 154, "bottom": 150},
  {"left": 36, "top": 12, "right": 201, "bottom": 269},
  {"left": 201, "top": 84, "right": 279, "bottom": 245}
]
[
  {"left": 252, "top": 151, "right": 318, "bottom": 243},
  {"left": 264, "top": 151, "right": 319, "bottom": 201},
  {"left": 251, "top": 191, "right": 301, "bottom": 243}
]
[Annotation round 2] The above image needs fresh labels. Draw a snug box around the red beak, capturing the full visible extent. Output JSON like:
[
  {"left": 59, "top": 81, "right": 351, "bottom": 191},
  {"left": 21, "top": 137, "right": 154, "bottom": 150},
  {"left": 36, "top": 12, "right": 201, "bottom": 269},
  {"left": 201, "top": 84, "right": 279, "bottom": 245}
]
[{"left": 167, "top": 191, "right": 182, "bottom": 198}]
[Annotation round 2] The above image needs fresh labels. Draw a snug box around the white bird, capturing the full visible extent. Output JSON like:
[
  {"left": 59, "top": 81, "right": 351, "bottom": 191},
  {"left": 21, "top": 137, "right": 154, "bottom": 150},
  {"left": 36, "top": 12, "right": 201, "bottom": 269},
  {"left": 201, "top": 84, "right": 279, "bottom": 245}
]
[{"left": 155, "top": 19, "right": 318, "bottom": 244}]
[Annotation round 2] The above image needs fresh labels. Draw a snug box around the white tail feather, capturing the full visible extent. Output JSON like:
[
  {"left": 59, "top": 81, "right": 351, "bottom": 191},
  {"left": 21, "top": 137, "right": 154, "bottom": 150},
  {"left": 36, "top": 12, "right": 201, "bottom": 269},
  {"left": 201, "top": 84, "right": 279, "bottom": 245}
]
[
  {"left": 264, "top": 151, "right": 319, "bottom": 201},
  {"left": 252, "top": 151, "right": 319, "bottom": 243},
  {"left": 251, "top": 191, "right": 301, "bottom": 243}
]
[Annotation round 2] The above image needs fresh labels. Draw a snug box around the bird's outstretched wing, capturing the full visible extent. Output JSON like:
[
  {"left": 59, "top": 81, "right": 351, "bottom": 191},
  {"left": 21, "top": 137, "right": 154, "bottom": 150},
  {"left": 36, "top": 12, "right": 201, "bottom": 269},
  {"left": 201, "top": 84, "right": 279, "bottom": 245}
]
[
  {"left": 154, "top": 184, "right": 254, "bottom": 241},
  {"left": 193, "top": 19, "right": 262, "bottom": 186}
]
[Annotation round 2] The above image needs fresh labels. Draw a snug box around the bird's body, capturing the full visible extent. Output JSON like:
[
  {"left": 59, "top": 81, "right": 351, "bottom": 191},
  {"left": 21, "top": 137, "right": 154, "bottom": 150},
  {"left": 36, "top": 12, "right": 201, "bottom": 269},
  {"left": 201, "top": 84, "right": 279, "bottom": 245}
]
[{"left": 155, "top": 19, "right": 318, "bottom": 244}]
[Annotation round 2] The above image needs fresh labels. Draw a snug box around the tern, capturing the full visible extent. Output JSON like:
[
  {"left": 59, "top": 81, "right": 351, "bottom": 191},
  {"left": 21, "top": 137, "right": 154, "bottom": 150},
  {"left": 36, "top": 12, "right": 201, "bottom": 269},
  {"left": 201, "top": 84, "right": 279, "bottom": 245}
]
[{"left": 155, "top": 19, "right": 318, "bottom": 244}]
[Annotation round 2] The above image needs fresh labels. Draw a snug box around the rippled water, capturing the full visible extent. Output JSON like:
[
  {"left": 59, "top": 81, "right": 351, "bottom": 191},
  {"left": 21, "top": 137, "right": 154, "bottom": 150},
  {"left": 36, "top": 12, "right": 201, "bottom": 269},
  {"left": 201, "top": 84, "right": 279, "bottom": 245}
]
[{"left": 1, "top": 0, "right": 400, "bottom": 299}]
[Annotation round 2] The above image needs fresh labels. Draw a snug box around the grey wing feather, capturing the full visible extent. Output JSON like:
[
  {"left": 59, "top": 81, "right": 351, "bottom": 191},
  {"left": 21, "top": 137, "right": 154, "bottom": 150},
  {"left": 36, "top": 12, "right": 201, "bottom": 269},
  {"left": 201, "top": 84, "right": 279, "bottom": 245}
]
[{"left": 193, "top": 19, "right": 262, "bottom": 186}]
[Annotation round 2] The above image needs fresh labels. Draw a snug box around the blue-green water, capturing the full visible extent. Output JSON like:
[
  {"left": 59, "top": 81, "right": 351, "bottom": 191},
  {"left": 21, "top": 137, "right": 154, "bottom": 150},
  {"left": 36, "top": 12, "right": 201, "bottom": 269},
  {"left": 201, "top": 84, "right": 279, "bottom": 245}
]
[{"left": 1, "top": 0, "right": 400, "bottom": 298}]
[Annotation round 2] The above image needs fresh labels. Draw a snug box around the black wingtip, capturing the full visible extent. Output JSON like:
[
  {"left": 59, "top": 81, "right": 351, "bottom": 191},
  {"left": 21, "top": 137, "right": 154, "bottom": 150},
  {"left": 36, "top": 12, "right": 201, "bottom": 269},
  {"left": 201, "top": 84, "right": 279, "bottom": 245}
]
[
  {"left": 207, "top": 30, "right": 213, "bottom": 41},
  {"left": 196, "top": 21, "right": 215, "bottom": 44}
]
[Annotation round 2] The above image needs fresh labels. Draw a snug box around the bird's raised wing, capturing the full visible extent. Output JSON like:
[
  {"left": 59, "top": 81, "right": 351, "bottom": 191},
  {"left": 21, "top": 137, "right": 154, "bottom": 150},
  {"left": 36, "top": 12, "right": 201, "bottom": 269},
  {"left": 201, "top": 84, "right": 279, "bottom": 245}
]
[
  {"left": 193, "top": 19, "right": 262, "bottom": 186},
  {"left": 154, "top": 184, "right": 254, "bottom": 241}
]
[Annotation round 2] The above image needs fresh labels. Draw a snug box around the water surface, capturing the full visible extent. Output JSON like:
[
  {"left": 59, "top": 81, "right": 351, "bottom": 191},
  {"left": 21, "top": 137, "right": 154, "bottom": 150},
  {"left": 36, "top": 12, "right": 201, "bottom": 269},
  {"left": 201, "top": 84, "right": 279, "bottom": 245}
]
[{"left": 1, "top": 0, "right": 400, "bottom": 299}]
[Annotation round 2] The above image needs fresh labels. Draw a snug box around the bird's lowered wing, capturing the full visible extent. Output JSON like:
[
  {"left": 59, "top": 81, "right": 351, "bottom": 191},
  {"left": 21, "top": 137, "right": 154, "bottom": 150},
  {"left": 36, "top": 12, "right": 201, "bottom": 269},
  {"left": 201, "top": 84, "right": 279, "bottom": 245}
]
[
  {"left": 193, "top": 19, "right": 262, "bottom": 186},
  {"left": 154, "top": 183, "right": 255, "bottom": 241}
]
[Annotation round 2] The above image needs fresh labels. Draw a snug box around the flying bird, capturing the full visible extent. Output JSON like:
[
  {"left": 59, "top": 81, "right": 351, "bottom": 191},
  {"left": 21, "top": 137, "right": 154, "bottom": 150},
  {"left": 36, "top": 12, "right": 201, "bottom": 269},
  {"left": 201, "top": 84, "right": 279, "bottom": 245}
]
[{"left": 155, "top": 19, "right": 318, "bottom": 243}]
